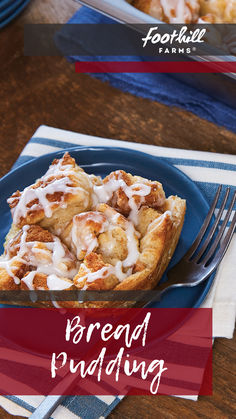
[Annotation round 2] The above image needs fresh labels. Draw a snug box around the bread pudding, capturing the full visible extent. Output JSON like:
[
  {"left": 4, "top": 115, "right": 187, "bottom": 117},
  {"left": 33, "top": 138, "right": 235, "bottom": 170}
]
[{"left": 0, "top": 152, "right": 186, "bottom": 307}]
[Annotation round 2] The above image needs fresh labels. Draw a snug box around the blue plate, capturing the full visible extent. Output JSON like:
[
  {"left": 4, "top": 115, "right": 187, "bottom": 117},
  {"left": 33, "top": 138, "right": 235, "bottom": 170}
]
[
  {"left": 0, "top": 146, "right": 215, "bottom": 308},
  {"left": 0, "top": 0, "right": 30, "bottom": 28}
]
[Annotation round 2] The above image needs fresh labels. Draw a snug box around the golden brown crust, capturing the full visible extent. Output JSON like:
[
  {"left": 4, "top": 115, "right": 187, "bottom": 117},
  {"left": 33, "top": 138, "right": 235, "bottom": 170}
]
[
  {"left": 8, "top": 152, "right": 93, "bottom": 231},
  {"left": 18, "top": 272, "right": 75, "bottom": 309},
  {"left": 102, "top": 170, "right": 165, "bottom": 217},
  {"left": 0, "top": 259, "right": 26, "bottom": 290},
  {"left": 136, "top": 206, "right": 162, "bottom": 237},
  {"left": 98, "top": 227, "right": 128, "bottom": 264},
  {"left": 5, "top": 225, "right": 54, "bottom": 258},
  {"left": 74, "top": 253, "right": 119, "bottom": 291},
  {"left": 21, "top": 272, "right": 74, "bottom": 291}
]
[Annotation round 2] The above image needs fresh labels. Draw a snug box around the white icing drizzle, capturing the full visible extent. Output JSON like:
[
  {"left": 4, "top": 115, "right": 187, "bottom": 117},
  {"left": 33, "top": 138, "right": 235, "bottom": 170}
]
[
  {"left": 21, "top": 271, "right": 36, "bottom": 290},
  {"left": 46, "top": 274, "right": 72, "bottom": 290},
  {"left": 0, "top": 257, "right": 24, "bottom": 285},
  {"left": 77, "top": 265, "right": 111, "bottom": 284},
  {"left": 0, "top": 225, "right": 30, "bottom": 284},
  {"left": 160, "top": 0, "right": 199, "bottom": 23},
  {"left": 76, "top": 210, "right": 172, "bottom": 291},
  {"left": 21, "top": 270, "right": 73, "bottom": 291},
  {"left": 71, "top": 202, "right": 141, "bottom": 289},
  {"left": 1, "top": 225, "right": 77, "bottom": 286},
  {"left": 71, "top": 212, "right": 109, "bottom": 258},
  {"left": 148, "top": 210, "right": 172, "bottom": 231},
  {"left": 52, "top": 301, "right": 61, "bottom": 308},
  {"left": 76, "top": 262, "right": 133, "bottom": 290},
  {"left": 115, "top": 261, "right": 132, "bottom": 282},
  {"left": 92, "top": 171, "right": 153, "bottom": 226},
  {"left": 125, "top": 183, "right": 151, "bottom": 226},
  {"left": 122, "top": 222, "right": 140, "bottom": 268},
  {"left": 92, "top": 177, "right": 125, "bottom": 205},
  {"left": 100, "top": 205, "right": 141, "bottom": 269},
  {"left": 71, "top": 204, "right": 141, "bottom": 272},
  {"left": 8, "top": 157, "right": 90, "bottom": 224}
]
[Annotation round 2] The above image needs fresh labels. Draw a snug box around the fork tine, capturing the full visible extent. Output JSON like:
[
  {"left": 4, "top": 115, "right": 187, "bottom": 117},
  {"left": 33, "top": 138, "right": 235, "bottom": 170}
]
[
  {"left": 192, "top": 187, "right": 230, "bottom": 262},
  {"left": 184, "top": 185, "right": 222, "bottom": 260},
  {"left": 207, "top": 210, "right": 236, "bottom": 272},
  {"left": 201, "top": 189, "right": 236, "bottom": 266}
]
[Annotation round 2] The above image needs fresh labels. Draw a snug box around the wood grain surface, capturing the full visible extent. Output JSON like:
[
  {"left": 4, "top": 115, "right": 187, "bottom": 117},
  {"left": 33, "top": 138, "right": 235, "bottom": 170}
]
[{"left": 0, "top": 0, "right": 235, "bottom": 418}]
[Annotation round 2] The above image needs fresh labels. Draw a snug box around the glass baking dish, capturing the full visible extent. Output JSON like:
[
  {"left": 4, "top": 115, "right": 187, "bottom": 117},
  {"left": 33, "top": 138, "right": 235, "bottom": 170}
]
[{"left": 76, "top": 0, "right": 236, "bottom": 109}]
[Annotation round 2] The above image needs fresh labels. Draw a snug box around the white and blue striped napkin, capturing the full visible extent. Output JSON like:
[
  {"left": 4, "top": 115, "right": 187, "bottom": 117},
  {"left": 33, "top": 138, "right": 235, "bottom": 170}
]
[{"left": 0, "top": 125, "right": 235, "bottom": 418}]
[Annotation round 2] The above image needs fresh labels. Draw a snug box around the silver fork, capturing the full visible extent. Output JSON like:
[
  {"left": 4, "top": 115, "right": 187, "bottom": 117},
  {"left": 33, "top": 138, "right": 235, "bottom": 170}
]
[
  {"left": 155, "top": 185, "right": 236, "bottom": 297},
  {"left": 29, "top": 186, "right": 235, "bottom": 419}
]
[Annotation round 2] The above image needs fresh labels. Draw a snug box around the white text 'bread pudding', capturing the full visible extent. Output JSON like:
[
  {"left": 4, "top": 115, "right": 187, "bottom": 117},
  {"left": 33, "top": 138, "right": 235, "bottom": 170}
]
[{"left": 0, "top": 152, "right": 186, "bottom": 307}]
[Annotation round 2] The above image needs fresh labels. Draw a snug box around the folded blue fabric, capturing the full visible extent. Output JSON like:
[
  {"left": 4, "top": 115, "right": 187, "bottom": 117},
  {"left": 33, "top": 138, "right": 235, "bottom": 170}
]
[{"left": 66, "top": 6, "right": 236, "bottom": 134}]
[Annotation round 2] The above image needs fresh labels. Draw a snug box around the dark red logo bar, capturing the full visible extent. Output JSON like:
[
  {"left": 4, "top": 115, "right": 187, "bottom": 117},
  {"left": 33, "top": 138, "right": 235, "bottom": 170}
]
[{"left": 75, "top": 61, "right": 236, "bottom": 74}]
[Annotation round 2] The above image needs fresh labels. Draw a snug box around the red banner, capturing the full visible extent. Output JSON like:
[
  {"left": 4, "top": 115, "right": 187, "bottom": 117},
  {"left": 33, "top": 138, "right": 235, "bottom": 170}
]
[
  {"left": 0, "top": 308, "right": 212, "bottom": 396},
  {"left": 75, "top": 61, "right": 236, "bottom": 73}
]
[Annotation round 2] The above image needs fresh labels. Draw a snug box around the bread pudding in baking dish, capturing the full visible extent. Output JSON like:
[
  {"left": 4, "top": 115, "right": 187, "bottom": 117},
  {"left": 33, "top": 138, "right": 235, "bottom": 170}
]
[
  {"left": 131, "top": 0, "right": 236, "bottom": 23},
  {"left": 0, "top": 152, "right": 186, "bottom": 307}
]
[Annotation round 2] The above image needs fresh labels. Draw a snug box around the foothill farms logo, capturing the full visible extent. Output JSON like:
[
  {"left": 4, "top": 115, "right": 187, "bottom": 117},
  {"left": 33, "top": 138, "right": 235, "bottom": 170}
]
[{"left": 142, "top": 26, "right": 206, "bottom": 54}]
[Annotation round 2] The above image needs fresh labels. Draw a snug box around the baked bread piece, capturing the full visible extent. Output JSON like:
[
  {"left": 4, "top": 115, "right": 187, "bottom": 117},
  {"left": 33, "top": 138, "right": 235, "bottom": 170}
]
[
  {"left": 132, "top": 0, "right": 236, "bottom": 23},
  {"left": 21, "top": 272, "right": 74, "bottom": 292},
  {"left": 7, "top": 152, "right": 93, "bottom": 234},
  {"left": 132, "top": 0, "right": 200, "bottom": 23},
  {"left": 0, "top": 224, "right": 78, "bottom": 290},
  {"left": 92, "top": 170, "right": 166, "bottom": 225},
  {"left": 0, "top": 258, "right": 27, "bottom": 290},
  {"left": 73, "top": 197, "right": 185, "bottom": 306},
  {"left": 200, "top": 0, "right": 236, "bottom": 23},
  {"left": 61, "top": 203, "right": 140, "bottom": 266},
  {"left": 2, "top": 152, "right": 186, "bottom": 308}
]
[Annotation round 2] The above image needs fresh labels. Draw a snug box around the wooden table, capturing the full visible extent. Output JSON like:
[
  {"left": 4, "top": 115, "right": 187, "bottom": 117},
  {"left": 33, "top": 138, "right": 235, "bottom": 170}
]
[{"left": 0, "top": 1, "right": 235, "bottom": 418}]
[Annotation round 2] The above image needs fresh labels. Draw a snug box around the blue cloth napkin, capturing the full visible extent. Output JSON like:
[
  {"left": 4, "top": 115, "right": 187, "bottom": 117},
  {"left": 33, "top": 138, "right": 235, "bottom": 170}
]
[{"left": 65, "top": 6, "right": 236, "bottom": 134}]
